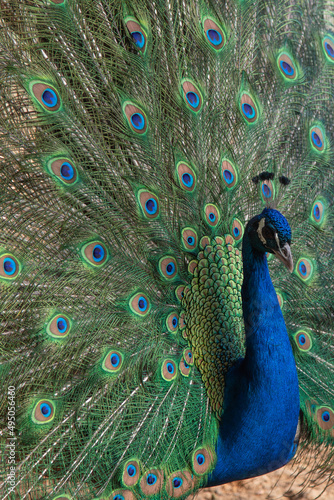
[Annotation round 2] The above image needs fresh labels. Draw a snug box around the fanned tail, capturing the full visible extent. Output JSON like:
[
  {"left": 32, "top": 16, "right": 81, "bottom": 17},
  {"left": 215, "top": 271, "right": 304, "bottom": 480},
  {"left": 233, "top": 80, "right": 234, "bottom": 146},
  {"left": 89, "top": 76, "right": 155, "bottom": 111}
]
[{"left": 0, "top": 0, "right": 334, "bottom": 498}]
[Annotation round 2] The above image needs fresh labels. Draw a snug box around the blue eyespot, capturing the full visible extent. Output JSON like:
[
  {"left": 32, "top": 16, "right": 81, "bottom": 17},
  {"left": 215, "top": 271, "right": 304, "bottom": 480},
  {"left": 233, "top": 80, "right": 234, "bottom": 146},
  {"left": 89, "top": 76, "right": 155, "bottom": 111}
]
[
  {"left": 233, "top": 227, "right": 240, "bottom": 237},
  {"left": 60, "top": 162, "right": 74, "bottom": 180},
  {"left": 299, "top": 261, "right": 307, "bottom": 276},
  {"left": 186, "top": 91, "right": 199, "bottom": 108},
  {"left": 3, "top": 257, "right": 16, "bottom": 276},
  {"left": 209, "top": 212, "right": 216, "bottom": 222},
  {"left": 172, "top": 316, "right": 178, "bottom": 327},
  {"left": 196, "top": 453, "right": 205, "bottom": 465},
  {"left": 312, "top": 131, "right": 322, "bottom": 148},
  {"left": 127, "top": 464, "right": 136, "bottom": 476},
  {"left": 110, "top": 353, "right": 121, "bottom": 368},
  {"left": 206, "top": 29, "right": 222, "bottom": 46},
  {"left": 138, "top": 296, "right": 148, "bottom": 312},
  {"left": 57, "top": 317, "right": 67, "bottom": 333},
  {"left": 184, "top": 360, "right": 189, "bottom": 368},
  {"left": 131, "top": 112, "right": 145, "bottom": 130},
  {"left": 92, "top": 244, "right": 105, "bottom": 262},
  {"left": 166, "top": 262, "right": 175, "bottom": 275},
  {"left": 40, "top": 403, "right": 52, "bottom": 418},
  {"left": 182, "top": 172, "right": 194, "bottom": 187},
  {"left": 262, "top": 183, "right": 271, "bottom": 198},
  {"left": 322, "top": 411, "right": 330, "bottom": 422},
  {"left": 313, "top": 204, "right": 321, "bottom": 220},
  {"left": 41, "top": 88, "right": 58, "bottom": 108},
  {"left": 167, "top": 362, "right": 174, "bottom": 374},
  {"left": 145, "top": 198, "right": 157, "bottom": 215},
  {"left": 188, "top": 352, "right": 192, "bottom": 358},
  {"left": 131, "top": 31, "right": 144, "bottom": 48},
  {"left": 173, "top": 477, "right": 183, "bottom": 489},
  {"left": 223, "top": 169, "right": 234, "bottom": 184},
  {"left": 113, "top": 495, "right": 124, "bottom": 500},
  {"left": 325, "top": 42, "right": 334, "bottom": 57},
  {"left": 242, "top": 103, "right": 255, "bottom": 119},
  {"left": 280, "top": 60, "right": 294, "bottom": 76},
  {"left": 187, "top": 236, "right": 195, "bottom": 245},
  {"left": 147, "top": 473, "right": 157, "bottom": 485},
  {"left": 298, "top": 334, "right": 306, "bottom": 346}
]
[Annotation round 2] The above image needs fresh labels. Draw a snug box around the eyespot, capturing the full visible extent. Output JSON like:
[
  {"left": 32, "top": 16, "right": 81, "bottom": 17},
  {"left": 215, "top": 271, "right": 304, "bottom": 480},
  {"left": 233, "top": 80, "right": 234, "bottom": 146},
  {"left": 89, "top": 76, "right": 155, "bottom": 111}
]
[
  {"left": 103, "top": 350, "right": 123, "bottom": 373},
  {"left": 178, "top": 312, "right": 186, "bottom": 330},
  {"left": 137, "top": 190, "right": 160, "bottom": 219},
  {"left": 311, "top": 200, "right": 325, "bottom": 225},
  {"left": 123, "top": 460, "right": 140, "bottom": 487},
  {"left": 140, "top": 470, "right": 163, "bottom": 495},
  {"left": 181, "top": 228, "right": 198, "bottom": 251},
  {"left": 173, "top": 477, "right": 182, "bottom": 488},
  {"left": 200, "top": 236, "right": 210, "bottom": 249},
  {"left": 48, "top": 157, "right": 78, "bottom": 185},
  {"left": 179, "top": 358, "right": 191, "bottom": 377},
  {"left": 310, "top": 126, "right": 325, "bottom": 152},
  {"left": 166, "top": 470, "right": 194, "bottom": 498},
  {"left": 323, "top": 36, "right": 334, "bottom": 62},
  {"left": 175, "top": 285, "right": 185, "bottom": 302},
  {"left": 220, "top": 159, "right": 238, "bottom": 189},
  {"left": 295, "top": 258, "right": 314, "bottom": 282},
  {"left": 240, "top": 93, "right": 258, "bottom": 123},
  {"left": 231, "top": 219, "right": 243, "bottom": 242},
  {"left": 30, "top": 82, "right": 61, "bottom": 112},
  {"left": 316, "top": 406, "right": 334, "bottom": 431},
  {"left": 260, "top": 179, "right": 275, "bottom": 203},
  {"left": 32, "top": 400, "right": 55, "bottom": 424},
  {"left": 182, "top": 80, "right": 202, "bottom": 113},
  {"left": 123, "top": 102, "right": 148, "bottom": 135},
  {"left": 111, "top": 490, "right": 135, "bottom": 500},
  {"left": 162, "top": 359, "right": 177, "bottom": 381},
  {"left": 47, "top": 314, "right": 71, "bottom": 338},
  {"left": 176, "top": 162, "right": 196, "bottom": 192},
  {"left": 183, "top": 349, "right": 194, "bottom": 366},
  {"left": 125, "top": 18, "right": 147, "bottom": 53},
  {"left": 204, "top": 204, "right": 220, "bottom": 227},
  {"left": 192, "top": 447, "right": 214, "bottom": 475},
  {"left": 167, "top": 312, "right": 179, "bottom": 333},
  {"left": 81, "top": 242, "right": 108, "bottom": 267},
  {"left": 203, "top": 18, "right": 225, "bottom": 50},
  {"left": 294, "top": 330, "right": 312, "bottom": 352},
  {"left": 276, "top": 292, "right": 283, "bottom": 309},
  {"left": 0, "top": 254, "right": 20, "bottom": 279},
  {"left": 278, "top": 53, "right": 297, "bottom": 80},
  {"left": 129, "top": 293, "right": 150, "bottom": 316},
  {"left": 159, "top": 256, "right": 178, "bottom": 280}
]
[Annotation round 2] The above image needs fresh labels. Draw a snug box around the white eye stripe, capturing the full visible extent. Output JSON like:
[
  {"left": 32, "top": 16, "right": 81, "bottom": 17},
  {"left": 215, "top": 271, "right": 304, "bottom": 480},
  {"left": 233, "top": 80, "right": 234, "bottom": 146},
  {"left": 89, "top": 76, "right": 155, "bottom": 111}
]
[
  {"left": 257, "top": 218, "right": 266, "bottom": 244},
  {"left": 274, "top": 231, "right": 281, "bottom": 250}
]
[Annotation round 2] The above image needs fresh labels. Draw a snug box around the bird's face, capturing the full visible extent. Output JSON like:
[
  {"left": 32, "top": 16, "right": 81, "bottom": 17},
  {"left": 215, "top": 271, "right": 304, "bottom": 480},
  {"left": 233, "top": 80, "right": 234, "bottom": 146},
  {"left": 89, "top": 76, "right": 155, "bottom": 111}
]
[{"left": 247, "top": 208, "right": 293, "bottom": 271}]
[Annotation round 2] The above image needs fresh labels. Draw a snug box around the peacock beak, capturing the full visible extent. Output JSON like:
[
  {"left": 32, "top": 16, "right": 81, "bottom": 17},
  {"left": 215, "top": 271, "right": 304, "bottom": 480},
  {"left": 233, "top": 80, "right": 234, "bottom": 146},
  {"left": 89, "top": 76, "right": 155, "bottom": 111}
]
[{"left": 272, "top": 243, "right": 293, "bottom": 273}]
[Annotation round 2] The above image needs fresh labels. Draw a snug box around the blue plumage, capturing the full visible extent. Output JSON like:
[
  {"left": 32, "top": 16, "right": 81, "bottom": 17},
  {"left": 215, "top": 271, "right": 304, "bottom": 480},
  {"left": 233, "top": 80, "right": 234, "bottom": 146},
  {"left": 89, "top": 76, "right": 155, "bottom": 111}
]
[{"left": 210, "top": 209, "right": 299, "bottom": 484}]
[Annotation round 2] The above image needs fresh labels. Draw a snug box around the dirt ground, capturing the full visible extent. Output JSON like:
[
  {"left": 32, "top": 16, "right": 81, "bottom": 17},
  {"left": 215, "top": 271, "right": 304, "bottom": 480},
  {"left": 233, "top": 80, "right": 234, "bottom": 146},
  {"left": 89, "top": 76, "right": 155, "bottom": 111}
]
[{"left": 195, "top": 463, "right": 334, "bottom": 500}]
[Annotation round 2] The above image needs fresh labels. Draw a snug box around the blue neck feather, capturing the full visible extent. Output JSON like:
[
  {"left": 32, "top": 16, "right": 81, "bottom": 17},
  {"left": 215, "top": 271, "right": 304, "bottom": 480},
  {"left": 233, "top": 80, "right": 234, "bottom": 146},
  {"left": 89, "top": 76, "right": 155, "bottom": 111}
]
[{"left": 208, "top": 230, "right": 300, "bottom": 486}]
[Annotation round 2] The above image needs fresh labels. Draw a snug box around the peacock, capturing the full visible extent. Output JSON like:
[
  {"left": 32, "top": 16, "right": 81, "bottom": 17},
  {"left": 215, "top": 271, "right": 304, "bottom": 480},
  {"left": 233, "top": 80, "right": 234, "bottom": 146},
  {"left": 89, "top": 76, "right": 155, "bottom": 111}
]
[{"left": 1, "top": 0, "right": 334, "bottom": 499}]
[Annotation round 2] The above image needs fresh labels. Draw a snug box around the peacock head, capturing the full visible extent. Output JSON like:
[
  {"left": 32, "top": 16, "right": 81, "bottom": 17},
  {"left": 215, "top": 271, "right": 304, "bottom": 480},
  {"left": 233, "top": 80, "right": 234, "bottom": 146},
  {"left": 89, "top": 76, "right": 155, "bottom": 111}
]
[{"left": 246, "top": 207, "right": 293, "bottom": 272}]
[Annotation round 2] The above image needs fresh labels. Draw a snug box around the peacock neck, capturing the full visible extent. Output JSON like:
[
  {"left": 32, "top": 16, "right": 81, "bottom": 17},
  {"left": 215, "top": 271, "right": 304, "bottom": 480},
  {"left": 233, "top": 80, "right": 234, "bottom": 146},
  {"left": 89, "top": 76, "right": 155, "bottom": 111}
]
[
  {"left": 208, "top": 228, "right": 300, "bottom": 486},
  {"left": 241, "top": 230, "right": 286, "bottom": 365}
]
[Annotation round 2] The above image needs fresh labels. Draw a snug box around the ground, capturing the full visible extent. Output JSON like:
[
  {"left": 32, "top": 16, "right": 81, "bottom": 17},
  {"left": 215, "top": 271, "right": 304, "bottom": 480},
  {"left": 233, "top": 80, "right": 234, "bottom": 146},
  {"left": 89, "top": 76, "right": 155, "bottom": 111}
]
[{"left": 195, "top": 462, "right": 334, "bottom": 500}]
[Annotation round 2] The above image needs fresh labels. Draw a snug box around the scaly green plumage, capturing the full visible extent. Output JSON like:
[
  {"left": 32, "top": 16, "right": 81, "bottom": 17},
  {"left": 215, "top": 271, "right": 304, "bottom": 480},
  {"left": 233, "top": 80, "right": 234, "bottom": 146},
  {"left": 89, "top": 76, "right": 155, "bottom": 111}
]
[{"left": 0, "top": 0, "right": 334, "bottom": 499}]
